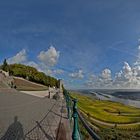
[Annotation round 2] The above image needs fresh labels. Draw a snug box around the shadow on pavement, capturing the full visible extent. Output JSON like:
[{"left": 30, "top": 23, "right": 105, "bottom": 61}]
[
  {"left": 56, "top": 123, "right": 66, "bottom": 140},
  {"left": 0, "top": 116, "right": 24, "bottom": 140},
  {"left": 51, "top": 110, "right": 67, "bottom": 119}
]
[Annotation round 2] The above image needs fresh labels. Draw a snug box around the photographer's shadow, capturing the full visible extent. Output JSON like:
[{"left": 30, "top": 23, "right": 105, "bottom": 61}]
[{"left": 1, "top": 116, "right": 24, "bottom": 140}]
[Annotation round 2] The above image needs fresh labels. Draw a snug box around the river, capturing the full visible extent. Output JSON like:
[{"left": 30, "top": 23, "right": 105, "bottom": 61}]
[{"left": 91, "top": 91, "right": 140, "bottom": 108}]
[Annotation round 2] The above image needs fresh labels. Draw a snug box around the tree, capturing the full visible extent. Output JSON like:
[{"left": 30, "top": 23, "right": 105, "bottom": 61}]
[{"left": 1, "top": 59, "right": 9, "bottom": 72}]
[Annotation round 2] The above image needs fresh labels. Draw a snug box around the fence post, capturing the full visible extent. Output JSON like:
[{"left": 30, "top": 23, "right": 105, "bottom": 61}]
[{"left": 72, "top": 99, "right": 79, "bottom": 140}]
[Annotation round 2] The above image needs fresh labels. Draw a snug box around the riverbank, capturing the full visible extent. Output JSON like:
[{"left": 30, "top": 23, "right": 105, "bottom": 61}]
[
  {"left": 73, "top": 89, "right": 140, "bottom": 108},
  {"left": 91, "top": 91, "right": 140, "bottom": 108}
]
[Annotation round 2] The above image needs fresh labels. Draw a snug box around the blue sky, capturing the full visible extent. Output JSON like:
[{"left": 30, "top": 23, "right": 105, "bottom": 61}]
[{"left": 1, "top": 0, "right": 140, "bottom": 89}]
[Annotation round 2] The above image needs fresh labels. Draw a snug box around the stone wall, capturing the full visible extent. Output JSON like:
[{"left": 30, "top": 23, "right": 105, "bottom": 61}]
[{"left": 0, "top": 70, "right": 13, "bottom": 88}]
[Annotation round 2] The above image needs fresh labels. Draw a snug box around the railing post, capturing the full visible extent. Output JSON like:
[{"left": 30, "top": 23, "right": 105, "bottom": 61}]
[{"left": 72, "top": 99, "right": 79, "bottom": 140}]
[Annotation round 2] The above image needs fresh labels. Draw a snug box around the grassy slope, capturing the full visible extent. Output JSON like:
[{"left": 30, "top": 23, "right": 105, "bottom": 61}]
[
  {"left": 14, "top": 77, "right": 48, "bottom": 91},
  {"left": 70, "top": 92, "right": 140, "bottom": 130}
]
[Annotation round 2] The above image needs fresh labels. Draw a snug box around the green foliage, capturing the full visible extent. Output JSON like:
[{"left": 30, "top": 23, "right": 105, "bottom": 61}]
[
  {"left": 2, "top": 63, "right": 59, "bottom": 87},
  {"left": 99, "top": 128, "right": 140, "bottom": 140}
]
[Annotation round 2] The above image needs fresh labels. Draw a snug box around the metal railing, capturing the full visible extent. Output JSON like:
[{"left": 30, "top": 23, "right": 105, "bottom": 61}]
[{"left": 63, "top": 89, "right": 100, "bottom": 140}]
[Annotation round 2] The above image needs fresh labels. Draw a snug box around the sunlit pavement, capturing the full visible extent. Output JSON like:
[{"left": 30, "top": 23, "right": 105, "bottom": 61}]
[{"left": 0, "top": 89, "right": 71, "bottom": 139}]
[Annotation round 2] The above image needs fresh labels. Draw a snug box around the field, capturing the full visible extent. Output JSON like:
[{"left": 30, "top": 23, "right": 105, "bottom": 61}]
[
  {"left": 70, "top": 92, "right": 140, "bottom": 131},
  {"left": 14, "top": 77, "right": 48, "bottom": 91}
]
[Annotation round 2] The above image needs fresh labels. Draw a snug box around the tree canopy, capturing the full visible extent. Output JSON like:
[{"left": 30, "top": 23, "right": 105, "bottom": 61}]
[{"left": 1, "top": 60, "right": 59, "bottom": 88}]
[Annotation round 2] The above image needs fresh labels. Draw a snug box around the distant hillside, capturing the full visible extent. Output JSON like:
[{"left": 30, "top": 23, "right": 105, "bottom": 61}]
[
  {"left": 0, "top": 61, "right": 60, "bottom": 88},
  {"left": 13, "top": 77, "right": 48, "bottom": 91}
]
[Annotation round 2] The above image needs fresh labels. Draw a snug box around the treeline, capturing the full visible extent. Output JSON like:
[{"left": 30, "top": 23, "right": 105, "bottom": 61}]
[{"left": 1, "top": 59, "right": 60, "bottom": 88}]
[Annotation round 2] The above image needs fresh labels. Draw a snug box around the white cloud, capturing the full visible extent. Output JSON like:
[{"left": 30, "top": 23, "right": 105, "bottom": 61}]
[
  {"left": 69, "top": 70, "right": 84, "bottom": 79},
  {"left": 134, "top": 45, "right": 140, "bottom": 66},
  {"left": 86, "top": 69, "right": 112, "bottom": 88},
  {"left": 53, "top": 69, "right": 64, "bottom": 75},
  {"left": 85, "top": 45, "right": 140, "bottom": 89},
  {"left": 27, "top": 62, "right": 64, "bottom": 76},
  {"left": 113, "top": 62, "right": 133, "bottom": 87},
  {"left": 7, "top": 49, "right": 27, "bottom": 64},
  {"left": 113, "top": 62, "right": 140, "bottom": 88},
  {"left": 113, "top": 45, "right": 140, "bottom": 88},
  {"left": 27, "top": 62, "right": 50, "bottom": 75},
  {"left": 99, "top": 69, "right": 112, "bottom": 86},
  {"left": 6, "top": 47, "right": 63, "bottom": 77},
  {"left": 122, "top": 62, "right": 133, "bottom": 80},
  {"left": 85, "top": 74, "right": 97, "bottom": 87},
  {"left": 101, "top": 69, "right": 112, "bottom": 80},
  {"left": 26, "top": 61, "right": 43, "bottom": 71},
  {"left": 38, "top": 46, "right": 60, "bottom": 67},
  {"left": 86, "top": 62, "right": 140, "bottom": 89}
]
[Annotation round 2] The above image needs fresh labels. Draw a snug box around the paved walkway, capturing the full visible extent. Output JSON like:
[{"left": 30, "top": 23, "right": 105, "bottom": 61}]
[
  {"left": 20, "top": 87, "right": 59, "bottom": 98},
  {"left": 0, "top": 89, "right": 72, "bottom": 140},
  {"left": 20, "top": 90, "right": 50, "bottom": 98}
]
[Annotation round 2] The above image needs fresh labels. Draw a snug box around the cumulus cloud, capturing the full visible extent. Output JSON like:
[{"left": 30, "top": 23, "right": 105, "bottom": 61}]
[
  {"left": 118, "top": 62, "right": 133, "bottom": 81},
  {"left": 99, "top": 69, "right": 112, "bottom": 86},
  {"left": 7, "top": 49, "right": 27, "bottom": 64},
  {"left": 6, "top": 46, "right": 63, "bottom": 77},
  {"left": 38, "top": 46, "right": 60, "bottom": 67},
  {"left": 69, "top": 70, "right": 84, "bottom": 79},
  {"left": 113, "top": 62, "right": 140, "bottom": 88},
  {"left": 101, "top": 69, "right": 112, "bottom": 80},
  {"left": 85, "top": 74, "right": 98, "bottom": 87},
  {"left": 53, "top": 69, "right": 64, "bottom": 75},
  {"left": 86, "top": 69, "right": 112, "bottom": 88},
  {"left": 86, "top": 45, "right": 140, "bottom": 89},
  {"left": 86, "top": 63, "right": 140, "bottom": 89},
  {"left": 134, "top": 45, "right": 140, "bottom": 66},
  {"left": 26, "top": 61, "right": 64, "bottom": 76},
  {"left": 26, "top": 61, "right": 43, "bottom": 71},
  {"left": 114, "top": 62, "right": 133, "bottom": 87}
]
